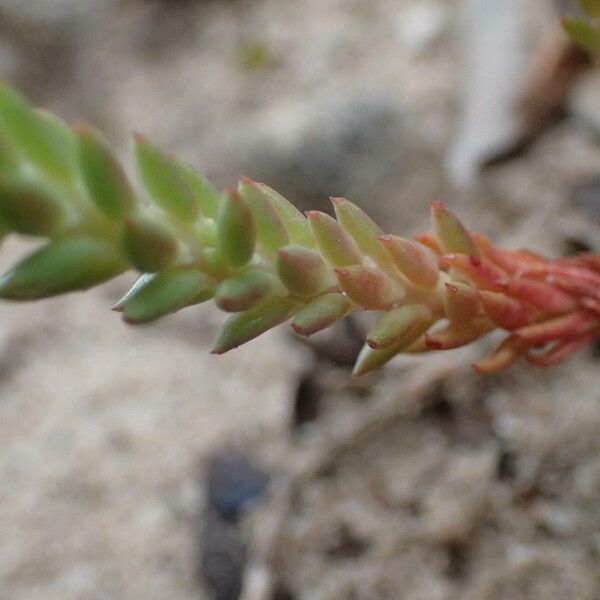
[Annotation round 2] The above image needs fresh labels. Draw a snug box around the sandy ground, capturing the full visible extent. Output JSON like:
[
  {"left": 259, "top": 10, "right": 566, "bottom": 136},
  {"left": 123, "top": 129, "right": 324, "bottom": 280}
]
[{"left": 0, "top": 0, "right": 599, "bottom": 598}]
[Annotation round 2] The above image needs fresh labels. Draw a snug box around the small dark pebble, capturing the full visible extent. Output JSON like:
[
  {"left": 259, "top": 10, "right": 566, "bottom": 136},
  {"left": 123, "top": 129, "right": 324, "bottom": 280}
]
[
  {"left": 326, "top": 523, "right": 369, "bottom": 560},
  {"left": 444, "top": 541, "right": 469, "bottom": 580},
  {"left": 562, "top": 236, "right": 593, "bottom": 255},
  {"left": 571, "top": 176, "right": 600, "bottom": 221},
  {"left": 421, "top": 384, "right": 455, "bottom": 422},
  {"left": 272, "top": 583, "right": 296, "bottom": 600},
  {"left": 497, "top": 447, "right": 518, "bottom": 481},
  {"left": 292, "top": 372, "right": 323, "bottom": 430},
  {"left": 207, "top": 451, "right": 270, "bottom": 520},
  {"left": 200, "top": 509, "right": 246, "bottom": 600}
]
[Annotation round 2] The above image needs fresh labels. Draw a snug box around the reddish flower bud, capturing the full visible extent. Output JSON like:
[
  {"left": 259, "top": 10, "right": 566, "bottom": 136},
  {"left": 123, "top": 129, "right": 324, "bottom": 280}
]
[
  {"left": 478, "top": 290, "right": 533, "bottom": 330},
  {"left": 415, "top": 231, "right": 443, "bottom": 255},
  {"left": 502, "top": 279, "right": 577, "bottom": 314},
  {"left": 514, "top": 312, "right": 598, "bottom": 345},
  {"left": 526, "top": 333, "right": 598, "bottom": 367},
  {"left": 439, "top": 254, "right": 506, "bottom": 291},
  {"left": 473, "top": 335, "right": 527, "bottom": 374},
  {"left": 425, "top": 318, "right": 493, "bottom": 350}
]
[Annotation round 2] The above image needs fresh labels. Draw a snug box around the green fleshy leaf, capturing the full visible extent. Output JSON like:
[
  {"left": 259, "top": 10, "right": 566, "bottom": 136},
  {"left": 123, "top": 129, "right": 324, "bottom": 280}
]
[
  {"left": 354, "top": 313, "right": 435, "bottom": 374},
  {"left": 253, "top": 183, "right": 315, "bottom": 247},
  {"left": 122, "top": 213, "right": 178, "bottom": 272},
  {"left": 134, "top": 134, "right": 198, "bottom": 222},
  {"left": 276, "top": 244, "right": 330, "bottom": 297},
  {"left": 378, "top": 235, "right": 439, "bottom": 289},
  {"left": 77, "top": 125, "right": 136, "bottom": 220},
  {"left": 334, "top": 265, "right": 400, "bottom": 310},
  {"left": 200, "top": 246, "right": 230, "bottom": 277},
  {"left": 217, "top": 189, "right": 256, "bottom": 267},
  {"left": 112, "top": 273, "right": 156, "bottom": 312},
  {"left": 215, "top": 269, "right": 277, "bottom": 312},
  {"left": 122, "top": 268, "right": 215, "bottom": 324},
  {"left": 291, "top": 292, "right": 353, "bottom": 336},
  {"left": 35, "top": 110, "right": 79, "bottom": 182},
  {"left": 0, "top": 85, "right": 77, "bottom": 184},
  {"left": 0, "top": 236, "right": 126, "bottom": 300},
  {"left": 307, "top": 211, "right": 363, "bottom": 267},
  {"left": 174, "top": 157, "right": 222, "bottom": 218},
  {"left": 366, "top": 304, "right": 432, "bottom": 349},
  {"left": 238, "top": 178, "right": 289, "bottom": 255},
  {"left": 431, "top": 202, "right": 479, "bottom": 256},
  {"left": 212, "top": 296, "right": 298, "bottom": 354},
  {"left": 352, "top": 342, "right": 405, "bottom": 377},
  {"left": 332, "top": 197, "right": 393, "bottom": 269},
  {"left": 0, "top": 177, "right": 67, "bottom": 236}
]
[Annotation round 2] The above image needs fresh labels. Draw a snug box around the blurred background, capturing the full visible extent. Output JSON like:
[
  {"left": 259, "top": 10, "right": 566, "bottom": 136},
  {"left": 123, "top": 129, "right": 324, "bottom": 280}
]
[{"left": 0, "top": 0, "right": 599, "bottom": 598}]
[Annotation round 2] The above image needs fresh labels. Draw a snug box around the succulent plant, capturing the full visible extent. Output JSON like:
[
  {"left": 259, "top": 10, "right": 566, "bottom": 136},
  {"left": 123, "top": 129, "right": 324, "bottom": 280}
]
[{"left": 0, "top": 82, "right": 599, "bottom": 376}]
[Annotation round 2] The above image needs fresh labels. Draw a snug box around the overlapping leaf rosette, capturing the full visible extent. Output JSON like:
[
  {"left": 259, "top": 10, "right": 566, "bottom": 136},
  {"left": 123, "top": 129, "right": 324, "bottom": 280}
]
[{"left": 0, "top": 83, "right": 599, "bottom": 376}]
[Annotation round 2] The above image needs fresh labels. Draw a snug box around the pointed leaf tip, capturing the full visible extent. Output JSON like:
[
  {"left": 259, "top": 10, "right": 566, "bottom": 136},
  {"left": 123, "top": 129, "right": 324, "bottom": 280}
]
[
  {"left": 425, "top": 318, "right": 493, "bottom": 350},
  {"left": 122, "top": 269, "right": 215, "bottom": 324},
  {"left": 0, "top": 237, "right": 125, "bottom": 300},
  {"left": 238, "top": 177, "right": 288, "bottom": 254},
  {"left": 254, "top": 183, "right": 314, "bottom": 247},
  {"left": 352, "top": 341, "right": 406, "bottom": 377},
  {"left": 472, "top": 335, "right": 527, "bottom": 374},
  {"left": 173, "top": 157, "right": 222, "bottom": 218},
  {"left": 212, "top": 297, "right": 298, "bottom": 354},
  {"left": 333, "top": 197, "right": 393, "bottom": 269},
  {"left": 366, "top": 304, "right": 433, "bottom": 350},
  {"left": 0, "top": 85, "right": 77, "bottom": 184},
  {"left": 78, "top": 125, "right": 136, "bottom": 220},
  {"left": 308, "top": 210, "right": 363, "bottom": 267},
  {"left": 443, "top": 281, "right": 480, "bottom": 326},
  {"left": 134, "top": 134, "right": 198, "bottom": 222},
  {"left": 112, "top": 273, "right": 156, "bottom": 312},
  {"left": 431, "top": 201, "right": 479, "bottom": 256}
]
